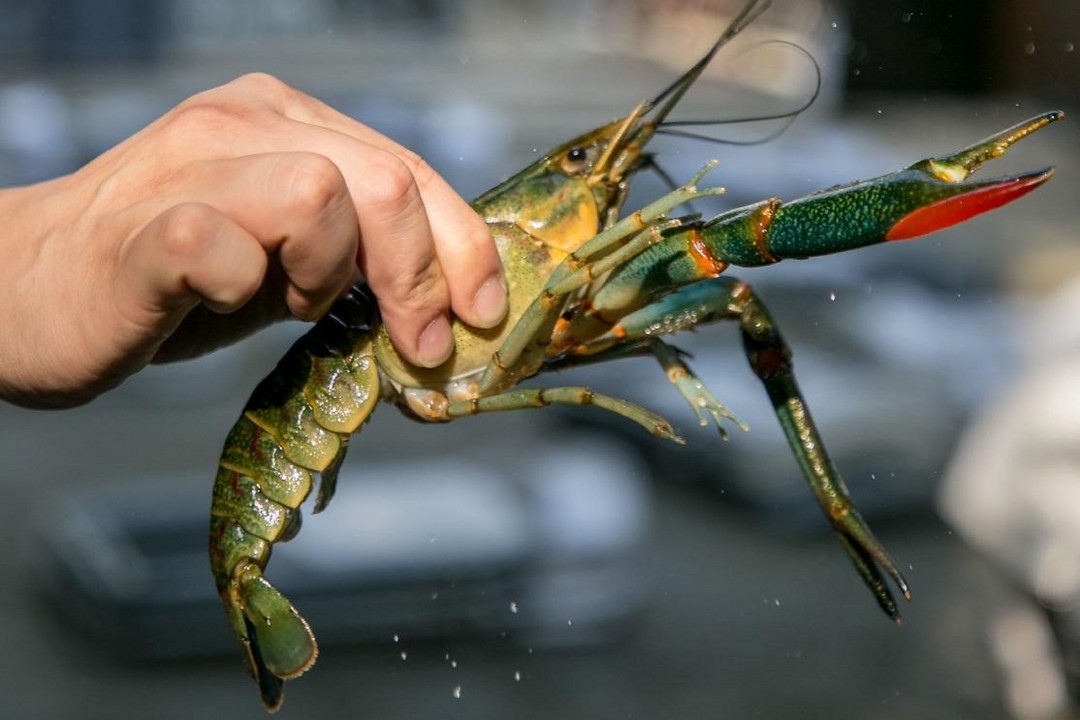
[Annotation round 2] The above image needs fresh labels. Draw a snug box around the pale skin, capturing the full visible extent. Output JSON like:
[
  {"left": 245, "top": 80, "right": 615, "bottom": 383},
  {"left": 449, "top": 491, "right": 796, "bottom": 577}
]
[{"left": 0, "top": 73, "right": 508, "bottom": 409}]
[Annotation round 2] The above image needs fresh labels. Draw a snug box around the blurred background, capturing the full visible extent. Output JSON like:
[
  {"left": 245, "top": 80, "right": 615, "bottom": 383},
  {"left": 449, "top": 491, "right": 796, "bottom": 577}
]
[{"left": 1, "top": 1, "right": 1078, "bottom": 718}]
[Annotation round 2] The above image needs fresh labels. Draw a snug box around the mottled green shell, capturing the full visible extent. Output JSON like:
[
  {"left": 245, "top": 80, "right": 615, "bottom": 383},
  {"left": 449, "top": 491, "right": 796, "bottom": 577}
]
[{"left": 373, "top": 222, "right": 568, "bottom": 388}]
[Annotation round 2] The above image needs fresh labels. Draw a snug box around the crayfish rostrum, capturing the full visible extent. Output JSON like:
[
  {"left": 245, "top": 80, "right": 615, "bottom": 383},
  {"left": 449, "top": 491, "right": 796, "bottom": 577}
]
[{"left": 208, "top": 0, "right": 1062, "bottom": 710}]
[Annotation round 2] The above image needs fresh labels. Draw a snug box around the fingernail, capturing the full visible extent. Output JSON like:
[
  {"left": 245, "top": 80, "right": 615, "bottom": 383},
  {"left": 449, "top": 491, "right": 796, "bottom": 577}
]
[
  {"left": 472, "top": 274, "right": 508, "bottom": 327},
  {"left": 417, "top": 314, "right": 453, "bottom": 367}
]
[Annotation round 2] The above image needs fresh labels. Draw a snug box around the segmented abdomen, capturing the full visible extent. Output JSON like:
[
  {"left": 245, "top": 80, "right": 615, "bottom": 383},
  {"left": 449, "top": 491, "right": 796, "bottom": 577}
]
[{"left": 209, "top": 287, "right": 382, "bottom": 593}]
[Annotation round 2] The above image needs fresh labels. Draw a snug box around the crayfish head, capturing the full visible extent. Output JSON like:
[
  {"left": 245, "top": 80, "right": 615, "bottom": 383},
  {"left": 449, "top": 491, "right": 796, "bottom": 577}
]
[
  {"left": 471, "top": 0, "right": 774, "bottom": 253},
  {"left": 470, "top": 111, "right": 652, "bottom": 254}
]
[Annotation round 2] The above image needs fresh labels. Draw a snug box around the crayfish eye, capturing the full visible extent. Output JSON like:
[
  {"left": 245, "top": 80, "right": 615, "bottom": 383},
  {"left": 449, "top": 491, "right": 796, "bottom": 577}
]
[{"left": 560, "top": 146, "right": 591, "bottom": 174}]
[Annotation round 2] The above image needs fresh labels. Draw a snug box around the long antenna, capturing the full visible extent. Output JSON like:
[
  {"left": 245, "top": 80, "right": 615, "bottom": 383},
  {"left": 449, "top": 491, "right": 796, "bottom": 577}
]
[{"left": 644, "top": 0, "right": 774, "bottom": 125}]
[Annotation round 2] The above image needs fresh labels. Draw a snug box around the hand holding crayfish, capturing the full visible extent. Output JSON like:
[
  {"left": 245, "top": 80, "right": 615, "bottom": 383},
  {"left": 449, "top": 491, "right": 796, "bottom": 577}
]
[{"left": 0, "top": 72, "right": 507, "bottom": 409}]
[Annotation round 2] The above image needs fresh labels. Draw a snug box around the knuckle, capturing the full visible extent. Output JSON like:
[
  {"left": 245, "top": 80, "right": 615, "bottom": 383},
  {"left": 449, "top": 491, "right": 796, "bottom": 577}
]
[
  {"left": 286, "top": 285, "right": 338, "bottom": 323},
  {"left": 228, "top": 72, "right": 318, "bottom": 122},
  {"left": 395, "top": 148, "right": 438, "bottom": 191},
  {"left": 394, "top": 261, "right": 447, "bottom": 312},
  {"left": 282, "top": 153, "right": 348, "bottom": 219},
  {"left": 165, "top": 72, "right": 293, "bottom": 137},
  {"left": 228, "top": 71, "right": 290, "bottom": 96},
  {"left": 155, "top": 203, "right": 217, "bottom": 260},
  {"left": 362, "top": 152, "right": 420, "bottom": 210},
  {"left": 166, "top": 96, "right": 252, "bottom": 138},
  {"left": 458, "top": 211, "right": 497, "bottom": 254}
]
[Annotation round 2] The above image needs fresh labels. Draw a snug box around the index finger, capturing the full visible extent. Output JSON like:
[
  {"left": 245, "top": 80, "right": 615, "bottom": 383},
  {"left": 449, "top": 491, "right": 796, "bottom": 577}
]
[{"left": 264, "top": 80, "right": 507, "bottom": 330}]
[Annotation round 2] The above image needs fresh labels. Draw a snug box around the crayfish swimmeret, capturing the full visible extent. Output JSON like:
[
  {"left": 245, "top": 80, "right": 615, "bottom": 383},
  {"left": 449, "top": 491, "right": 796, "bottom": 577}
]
[{"left": 208, "top": 0, "right": 1062, "bottom": 710}]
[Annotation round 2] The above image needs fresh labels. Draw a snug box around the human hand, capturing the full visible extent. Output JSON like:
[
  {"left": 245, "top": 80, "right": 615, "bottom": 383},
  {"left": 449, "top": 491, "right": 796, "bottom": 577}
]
[{"left": 0, "top": 73, "right": 506, "bottom": 409}]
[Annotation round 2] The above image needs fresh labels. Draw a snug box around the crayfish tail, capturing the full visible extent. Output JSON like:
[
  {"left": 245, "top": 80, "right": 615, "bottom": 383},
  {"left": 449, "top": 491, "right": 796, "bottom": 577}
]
[
  {"left": 231, "top": 561, "right": 319, "bottom": 711},
  {"left": 210, "top": 290, "right": 382, "bottom": 709},
  {"left": 248, "top": 638, "right": 284, "bottom": 713}
]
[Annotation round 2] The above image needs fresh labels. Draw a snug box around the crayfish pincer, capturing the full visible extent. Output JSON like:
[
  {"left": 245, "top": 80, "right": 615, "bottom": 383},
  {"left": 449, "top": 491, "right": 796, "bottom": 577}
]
[{"left": 208, "top": 0, "right": 1061, "bottom": 710}]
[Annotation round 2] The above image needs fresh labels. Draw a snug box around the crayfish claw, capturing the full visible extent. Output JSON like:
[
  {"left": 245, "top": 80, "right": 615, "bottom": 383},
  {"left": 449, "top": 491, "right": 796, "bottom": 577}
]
[
  {"left": 927, "top": 110, "right": 1063, "bottom": 181},
  {"left": 832, "top": 507, "right": 911, "bottom": 623}
]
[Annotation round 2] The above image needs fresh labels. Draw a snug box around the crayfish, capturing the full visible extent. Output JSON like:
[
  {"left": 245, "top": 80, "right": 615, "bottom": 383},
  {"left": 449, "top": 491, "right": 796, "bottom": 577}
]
[{"left": 208, "top": 0, "right": 1061, "bottom": 710}]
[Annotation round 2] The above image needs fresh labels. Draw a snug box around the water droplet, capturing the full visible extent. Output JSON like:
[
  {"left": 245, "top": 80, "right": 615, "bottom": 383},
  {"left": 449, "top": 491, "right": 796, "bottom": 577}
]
[
  {"left": 1066, "top": 41, "right": 1075, "bottom": 53},
  {"left": 510, "top": 601, "right": 519, "bottom": 614},
  {"left": 567, "top": 619, "right": 573, "bottom": 627},
  {"left": 451, "top": 660, "right": 458, "bottom": 668},
  {"left": 393, "top": 634, "right": 399, "bottom": 643},
  {"left": 514, "top": 670, "right": 522, "bottom": 682},
  {"left": 900, "top": 12, "right": 912, "bottom": 23},
  {"left": 829, "top": 291, "right": 836, "bottom": 301},
  {"left": 1024, "top": 41, "right": 1036, "bottom": 55},
  {"left": 400, "top": 650, "right": 408, "bottom": 660},
  {"left": 431, "top": 591, "right": 439, "bottom": 600},
  {"left": 452, "top": 686, "right": 462, "bottom": 699},
  {"left": 830, "top": 21, "right": 837, "bottom": 29},
  {"left": 774, "top": 598, "right": 781, "bottom": 607}
]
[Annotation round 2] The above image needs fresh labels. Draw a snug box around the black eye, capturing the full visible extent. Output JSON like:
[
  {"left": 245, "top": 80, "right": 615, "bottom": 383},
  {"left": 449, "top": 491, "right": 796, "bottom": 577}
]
[{"left": 560, "top": 146, "right": 591, "bottom": 174}]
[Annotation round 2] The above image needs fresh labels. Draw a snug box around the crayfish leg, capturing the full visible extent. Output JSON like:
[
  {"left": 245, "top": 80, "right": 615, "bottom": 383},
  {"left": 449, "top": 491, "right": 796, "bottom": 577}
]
[
  {"left": 650, "top": 339, "right": 749, "bottom": 439},
  {"left": 732, "top": 279, "right": 911, "bottom": 619},
  {"left": 557, "top": 276, "right": 911, "bottom": 619},
  {"left": 443, "top": 386, "right": 684, "bottom": 444}
]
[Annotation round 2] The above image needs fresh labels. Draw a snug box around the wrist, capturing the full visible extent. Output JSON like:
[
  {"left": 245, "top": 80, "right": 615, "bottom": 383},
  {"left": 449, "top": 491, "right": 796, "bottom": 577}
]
[{"left": 0, "top": 176, "right": 88, "bottom": 408}]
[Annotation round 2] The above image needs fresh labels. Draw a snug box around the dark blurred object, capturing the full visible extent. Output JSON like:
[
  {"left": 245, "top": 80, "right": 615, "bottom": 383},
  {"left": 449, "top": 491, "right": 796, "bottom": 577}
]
[
  {"left": 844, "top": 0, "right": 1080, "bottom": 105},
  {"left": 36, "top": 0, "right": 168, "bottom": 65},
  {"left": 844, "top": 1, "right": 992, "bottom": 95},
  {"left": 991, "top": 0, "right": 1080, "bottom": 105}
]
